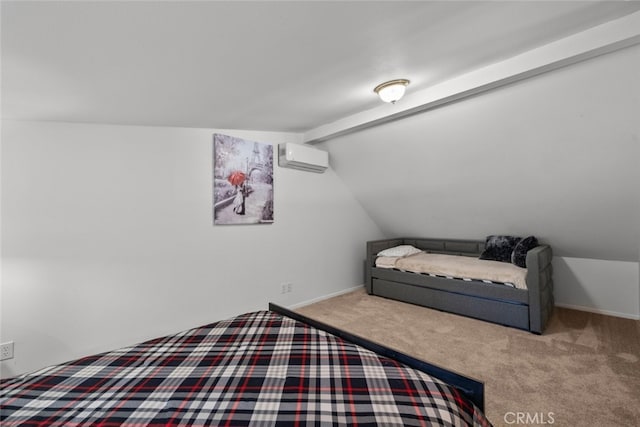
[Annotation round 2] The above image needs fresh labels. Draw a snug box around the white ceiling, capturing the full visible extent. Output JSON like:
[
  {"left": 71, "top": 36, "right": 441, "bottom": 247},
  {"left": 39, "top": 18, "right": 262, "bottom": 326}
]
[{"left": 3, "top": 1, "right": 640, "bottom": 133}]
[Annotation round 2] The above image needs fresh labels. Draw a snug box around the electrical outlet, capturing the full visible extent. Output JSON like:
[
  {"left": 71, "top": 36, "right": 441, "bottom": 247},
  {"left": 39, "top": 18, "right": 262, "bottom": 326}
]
[
  {"left": 0, "top": 342, "right": 14, "bottom": 361},
  {"left": 287, "top": 283, "right": 293, "bottom": 293},
  {"left": 280, "top": 283, "right": 293, "bottom": 294}
]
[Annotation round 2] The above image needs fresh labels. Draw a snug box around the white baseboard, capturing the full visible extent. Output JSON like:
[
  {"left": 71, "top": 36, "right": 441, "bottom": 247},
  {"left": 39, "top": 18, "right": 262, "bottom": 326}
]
[
  {"left": 555, "top": 303, "right": 640, "bottom": 320},
  {"left": 287, "top": 285, "right": 364, "bottom": 310}
]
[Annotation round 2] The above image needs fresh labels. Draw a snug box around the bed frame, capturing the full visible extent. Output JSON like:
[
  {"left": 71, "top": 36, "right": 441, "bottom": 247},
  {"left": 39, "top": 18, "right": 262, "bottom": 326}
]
[
  {"left": 365, "top": 238, "right": 554, "bottom": 334},
  {"left": 270, "top": 303, "right": 485, "bottom": 412}
]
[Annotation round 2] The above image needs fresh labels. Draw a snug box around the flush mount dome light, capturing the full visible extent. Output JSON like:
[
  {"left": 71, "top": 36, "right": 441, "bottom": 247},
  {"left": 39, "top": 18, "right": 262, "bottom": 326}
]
[{"left": 374, "top": 79, "right": 410, "bottom": 103}]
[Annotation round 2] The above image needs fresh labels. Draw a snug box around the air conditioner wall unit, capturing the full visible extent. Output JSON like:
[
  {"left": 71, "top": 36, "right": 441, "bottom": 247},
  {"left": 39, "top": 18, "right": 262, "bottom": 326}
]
[{"left": 278, "top": 143, "right": 329, "bottom": 173}]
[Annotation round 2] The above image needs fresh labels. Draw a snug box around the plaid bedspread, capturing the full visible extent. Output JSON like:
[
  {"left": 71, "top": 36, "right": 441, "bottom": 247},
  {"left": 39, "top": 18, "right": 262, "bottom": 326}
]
[{"left": 1, "top": 310, "right": 491, "bottom": 426}]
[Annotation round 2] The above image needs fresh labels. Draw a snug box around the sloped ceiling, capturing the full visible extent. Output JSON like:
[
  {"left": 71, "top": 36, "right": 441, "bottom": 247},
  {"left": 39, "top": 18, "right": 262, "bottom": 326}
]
[
  {"left": 2, "top": 1, "right": 640, "bottom": 132},
  {"left": 319, "top": 43, "right": 640, "bottom": 262}
]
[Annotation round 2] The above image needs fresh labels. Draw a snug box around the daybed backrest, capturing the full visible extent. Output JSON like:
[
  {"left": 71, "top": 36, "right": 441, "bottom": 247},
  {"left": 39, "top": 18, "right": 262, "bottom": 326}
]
[
  {"left": 404, "top": 238, "right": 485, "bottom": 257},
  {"left": 367, "top": 239, "right": 404, "bottom": 257}
]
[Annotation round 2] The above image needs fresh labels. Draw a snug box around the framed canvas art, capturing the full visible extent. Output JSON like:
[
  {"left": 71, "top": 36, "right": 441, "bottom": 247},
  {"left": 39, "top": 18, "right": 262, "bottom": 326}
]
[{"left": 213, "top": 134, "right": 274, "bottom": 225}]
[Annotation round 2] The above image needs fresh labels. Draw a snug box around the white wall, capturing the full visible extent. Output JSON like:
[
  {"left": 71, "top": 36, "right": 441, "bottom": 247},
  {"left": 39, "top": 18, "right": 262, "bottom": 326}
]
[
  {"left": 319, "top": 44, "right": 640, "bottom": 318},
  {"left": 553, "top": 257, "right": 639, "bottom": 319},
  {"left": 0, "top": 120, "right": 383, "bottom": 378}
]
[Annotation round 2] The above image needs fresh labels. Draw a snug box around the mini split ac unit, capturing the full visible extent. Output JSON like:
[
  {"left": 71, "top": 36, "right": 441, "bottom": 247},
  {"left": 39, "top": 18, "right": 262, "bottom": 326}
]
[{"left": 278, "top": 143, "right": 329, "bottom": 173}]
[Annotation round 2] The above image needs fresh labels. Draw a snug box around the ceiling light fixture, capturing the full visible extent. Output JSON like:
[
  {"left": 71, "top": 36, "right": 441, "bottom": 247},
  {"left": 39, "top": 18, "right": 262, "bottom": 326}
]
[{"left": 374, "top": 79, "right": 410, "bottom": 104}]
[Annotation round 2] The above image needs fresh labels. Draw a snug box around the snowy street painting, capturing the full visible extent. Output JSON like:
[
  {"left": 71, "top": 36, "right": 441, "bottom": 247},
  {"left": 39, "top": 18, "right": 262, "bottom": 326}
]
[{"left": 213, "top": 134, "right": 274, "bottom": 225}]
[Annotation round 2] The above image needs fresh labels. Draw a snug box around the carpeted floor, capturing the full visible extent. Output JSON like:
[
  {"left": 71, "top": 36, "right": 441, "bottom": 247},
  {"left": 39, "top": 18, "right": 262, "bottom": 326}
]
[{"left": 296, "top": 288, "right": 640, "bottom": 427}]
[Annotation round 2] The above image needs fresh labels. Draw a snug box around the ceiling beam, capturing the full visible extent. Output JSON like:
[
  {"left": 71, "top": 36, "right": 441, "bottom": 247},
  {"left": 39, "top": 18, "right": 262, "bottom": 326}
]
[{"left": 303, "top": 11, "right": 640, "bottom": 144}]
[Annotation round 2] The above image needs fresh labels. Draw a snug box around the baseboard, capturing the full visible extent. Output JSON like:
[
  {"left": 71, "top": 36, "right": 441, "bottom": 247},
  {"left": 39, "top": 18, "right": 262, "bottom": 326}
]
[
  {"left": 555, "top": 303, "right": 640, "bottom": 320},
  {"left": 287, "top": 285, "right": 364, "bottom": 310}
]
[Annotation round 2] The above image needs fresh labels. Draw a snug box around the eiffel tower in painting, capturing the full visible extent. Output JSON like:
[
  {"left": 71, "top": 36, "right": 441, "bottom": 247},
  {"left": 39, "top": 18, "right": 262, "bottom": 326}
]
[{"left": 248, "top": 142, "right": 266, "bottom": 177}]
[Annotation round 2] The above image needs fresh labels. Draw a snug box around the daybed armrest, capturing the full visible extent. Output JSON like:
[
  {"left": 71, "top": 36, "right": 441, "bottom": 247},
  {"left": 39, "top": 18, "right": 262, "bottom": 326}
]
[
  {"left": 365, "top": 238, "right": 404, "bottom": 293},
  {"left": 526, "top": 245, "right": 554, "bottom": 334}
]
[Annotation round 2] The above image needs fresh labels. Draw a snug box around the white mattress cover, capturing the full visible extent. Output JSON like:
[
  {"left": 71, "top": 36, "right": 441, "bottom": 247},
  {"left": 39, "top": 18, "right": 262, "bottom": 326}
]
[{"left": 380, "top": 252, "right": 528, "bottom": 290}]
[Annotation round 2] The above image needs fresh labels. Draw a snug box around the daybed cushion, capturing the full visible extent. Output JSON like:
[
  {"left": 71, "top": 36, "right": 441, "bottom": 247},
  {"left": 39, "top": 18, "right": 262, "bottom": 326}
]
[
  {"left": 394, "top": 252, "right": 528, "bottom": 290},
  {"left": 511, "top": 236, "right": 539, "bottom": 268},
  {"left": 479, "top": 235, "right": 521, "bottom": 262},
  {"left": 377, "top": 245, "right": 422, "bottom": 257}
]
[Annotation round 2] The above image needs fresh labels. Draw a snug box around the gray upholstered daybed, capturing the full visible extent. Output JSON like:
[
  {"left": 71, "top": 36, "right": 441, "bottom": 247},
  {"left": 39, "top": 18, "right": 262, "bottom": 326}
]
[{"left": 365, "top": 237, "right": 554, "bottom": 334}]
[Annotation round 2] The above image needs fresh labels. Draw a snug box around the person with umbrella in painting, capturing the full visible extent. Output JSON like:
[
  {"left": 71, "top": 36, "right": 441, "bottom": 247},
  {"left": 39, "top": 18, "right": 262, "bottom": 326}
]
[{"left": 228, "top": 171, "right": 247, "bottom": 215}]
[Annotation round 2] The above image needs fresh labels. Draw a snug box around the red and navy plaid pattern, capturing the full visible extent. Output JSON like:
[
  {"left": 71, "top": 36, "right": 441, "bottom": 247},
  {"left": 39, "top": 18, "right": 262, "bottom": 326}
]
[{"left": 1, "top": 311, "right": 491, "bottom": 426}]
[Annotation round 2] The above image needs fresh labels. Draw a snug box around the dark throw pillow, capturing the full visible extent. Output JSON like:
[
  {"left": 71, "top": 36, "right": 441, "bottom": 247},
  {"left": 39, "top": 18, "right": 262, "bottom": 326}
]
[
  {"left": 479, "top": 235, "right": 521, "bottom": 263},
  {"left": 511, "top": 236, "right": 539, "bottom": 268}
]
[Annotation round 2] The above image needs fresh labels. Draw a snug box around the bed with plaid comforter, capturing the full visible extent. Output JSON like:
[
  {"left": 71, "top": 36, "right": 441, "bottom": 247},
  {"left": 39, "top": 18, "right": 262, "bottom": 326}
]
[{"left": 0, "top": 309, "right": 491, "bottom": 426}]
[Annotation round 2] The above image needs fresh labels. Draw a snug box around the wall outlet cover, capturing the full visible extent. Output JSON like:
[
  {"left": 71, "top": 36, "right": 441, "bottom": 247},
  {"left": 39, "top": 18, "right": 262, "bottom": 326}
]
[{"left": 0, "top": 341, "right": 14, "bottom": 361}]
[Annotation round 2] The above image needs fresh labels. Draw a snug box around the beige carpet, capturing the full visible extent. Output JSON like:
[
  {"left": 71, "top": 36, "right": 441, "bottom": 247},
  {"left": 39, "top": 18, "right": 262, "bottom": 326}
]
[{"left": 296, "top": 288, "right": 640, "bottom": 427}]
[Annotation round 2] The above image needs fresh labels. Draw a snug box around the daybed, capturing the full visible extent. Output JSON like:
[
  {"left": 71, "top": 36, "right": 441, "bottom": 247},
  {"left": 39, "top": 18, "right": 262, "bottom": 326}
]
[{"left": 366, "top": 237, "right": 554, "bottom": 334}]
